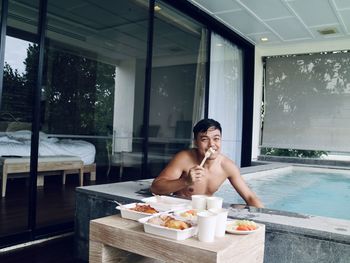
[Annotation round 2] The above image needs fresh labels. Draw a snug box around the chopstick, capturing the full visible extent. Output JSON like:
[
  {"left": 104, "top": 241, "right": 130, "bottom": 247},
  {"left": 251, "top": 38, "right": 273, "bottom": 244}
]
[{"left": 113, "top": 200, "right": 126, "bottom": 208}]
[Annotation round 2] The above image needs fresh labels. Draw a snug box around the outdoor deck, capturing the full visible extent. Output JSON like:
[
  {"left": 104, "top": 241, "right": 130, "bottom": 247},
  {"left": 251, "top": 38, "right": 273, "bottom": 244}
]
[{"left": 0, "top": 234, "right": 84, "bottom": 263}]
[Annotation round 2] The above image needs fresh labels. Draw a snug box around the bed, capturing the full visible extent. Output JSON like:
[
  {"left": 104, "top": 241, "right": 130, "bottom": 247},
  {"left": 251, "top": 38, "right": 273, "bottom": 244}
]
[
  {"left": 0, "top": 130, "right": 96, "bottom": 165},
  {"left": 0, "top": 130, "right": 96, "bottom": 197}
]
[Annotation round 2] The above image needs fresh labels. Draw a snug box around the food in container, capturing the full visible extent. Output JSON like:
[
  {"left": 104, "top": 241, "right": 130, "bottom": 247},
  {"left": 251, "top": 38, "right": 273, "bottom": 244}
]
[
  {"left": 129, "top": 203, "right": 159, "bottom": 214},
  {"left": 116, "top": 203, "right": 163, "bottom": 221},
  {"left": 147, "top": 214, "right": 192, "bottom": 230},
  {"left": 178, "top": 209, "right": 197, "bottom": 219},
  {"left": 174, "top": 209, "right": 198, "bottom": 222},
  {"left": 138, "top": 214, "right": 197, "bottom": 240}
]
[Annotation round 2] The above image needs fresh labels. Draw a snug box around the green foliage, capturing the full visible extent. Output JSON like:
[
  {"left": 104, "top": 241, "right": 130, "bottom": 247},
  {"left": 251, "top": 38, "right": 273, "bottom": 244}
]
[
  {"left": 3, "top": 62, "right": 25, "bottom": 86},
  {"left": 261, "top": 147, "right": 328, "bottom": 158},
  {"left": 2, "top": 62, "right": 32, "bottom": 121},
  {"left": 23, "top": 43, "right": 115, "bottom": 135}
]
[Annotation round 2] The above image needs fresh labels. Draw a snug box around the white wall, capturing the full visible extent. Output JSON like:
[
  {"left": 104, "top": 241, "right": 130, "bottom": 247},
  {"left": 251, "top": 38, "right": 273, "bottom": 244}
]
[{"left": 252, "top": 39, "right": 350, "bottom": 160}]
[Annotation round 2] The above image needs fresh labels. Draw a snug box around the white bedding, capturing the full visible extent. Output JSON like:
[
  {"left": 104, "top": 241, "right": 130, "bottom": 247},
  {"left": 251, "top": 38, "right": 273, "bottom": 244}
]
[{"left": 0, "top": 130, "right": 96, "bottom": 165}]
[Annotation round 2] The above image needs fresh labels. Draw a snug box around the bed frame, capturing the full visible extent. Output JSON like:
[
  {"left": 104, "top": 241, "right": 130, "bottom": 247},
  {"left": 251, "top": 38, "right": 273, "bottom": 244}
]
[{"left": 0, "top": 156, "right": 96, "bottom": 197}]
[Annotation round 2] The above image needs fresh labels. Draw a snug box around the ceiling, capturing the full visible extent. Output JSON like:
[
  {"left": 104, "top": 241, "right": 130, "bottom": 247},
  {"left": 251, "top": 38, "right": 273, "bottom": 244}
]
[
  {"left": 187, "top": 0, "right": 350, "bottom": 46},
  {"left": 11, "top": 0, "right": 350, "bottom": 63}
]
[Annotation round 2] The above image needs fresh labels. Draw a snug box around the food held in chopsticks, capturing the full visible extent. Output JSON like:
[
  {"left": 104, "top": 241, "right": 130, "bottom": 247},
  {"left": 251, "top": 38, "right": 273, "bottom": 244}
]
[
  {"left": 130, "top": 204, "right": 159, "bottom": 214},
  {"left": 199, "top": 147, "right": 216, "bottom": 167}
]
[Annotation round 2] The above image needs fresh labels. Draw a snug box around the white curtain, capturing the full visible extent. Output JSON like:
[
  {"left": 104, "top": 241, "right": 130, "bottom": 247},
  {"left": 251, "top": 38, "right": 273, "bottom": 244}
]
[{"left": 208, "top": 33, "right": 243, "bottom": 165}]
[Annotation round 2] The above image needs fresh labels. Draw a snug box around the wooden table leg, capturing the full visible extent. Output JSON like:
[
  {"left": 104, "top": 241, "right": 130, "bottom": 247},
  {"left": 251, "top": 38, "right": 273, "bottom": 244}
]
[
  {"left": 89, "top": 240, "right": 103, "bottom": 263},
  {"left": 89, "top": 240, "right": 163, "bottom": 263},
  {"left": 37, "top": 175, "right": 44, "bottom": 186},
  {"left": 62, "top": 170, "right": 67, "bottom": 185},
  {"left": 79, "top": 167, "right": 84, "bottom": 186},
  {"left": 90, "top": 170, "right": 96, "bottom": 181},
  {"left": 2, "top": 164, "right": 8, "bottom": 197},
  {"left": 88, "top": 163, "right": 96, "bottom": 181}
]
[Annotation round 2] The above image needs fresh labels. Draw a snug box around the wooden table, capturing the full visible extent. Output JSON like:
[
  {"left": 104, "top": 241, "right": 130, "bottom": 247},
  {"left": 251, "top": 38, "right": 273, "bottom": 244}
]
[
  {"left": 89, "top": 215, "right": 265, "bottom": 263},
  {"left": 1, "top": 156, "right": 84, "bottom": 197}
]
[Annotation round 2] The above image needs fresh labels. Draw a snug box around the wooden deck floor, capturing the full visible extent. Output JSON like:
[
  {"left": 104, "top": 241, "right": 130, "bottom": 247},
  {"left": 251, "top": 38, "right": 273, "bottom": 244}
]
[
  {"left": 0, "top": 166, "right": 132, "bottom": 260},
  {"left": 0, "top": 166, "right": 126, "bottom": 237},
  {"left": 0, "top": 175, "right": 88, "bottom": 236},
  {"left": 0, "top": 234, "right": 86, "bottom": 263}
]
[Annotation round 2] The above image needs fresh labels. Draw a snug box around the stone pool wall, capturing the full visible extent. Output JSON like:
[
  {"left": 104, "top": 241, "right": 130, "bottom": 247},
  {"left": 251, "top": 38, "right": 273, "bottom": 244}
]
[{"left": 75, "top": 179, "right": 350, "bottom": 262}]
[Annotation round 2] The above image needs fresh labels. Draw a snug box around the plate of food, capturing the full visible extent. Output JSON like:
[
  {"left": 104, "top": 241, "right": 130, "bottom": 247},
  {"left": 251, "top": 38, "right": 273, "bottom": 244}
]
[
  {"left": 141, "top": 195, "right": 191, "bottom": 211},
  {"left": 116, "top": 203, "right": 164, "bottom": 221},
  {"left": 226, "top": 220, "right": 260, "bottom": 235},
  {"left": 138, "top": 214, "right": 197, "bottom": 240}
]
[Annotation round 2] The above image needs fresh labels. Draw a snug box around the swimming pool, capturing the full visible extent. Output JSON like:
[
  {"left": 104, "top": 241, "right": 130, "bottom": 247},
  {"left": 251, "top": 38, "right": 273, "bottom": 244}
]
[
  {"left": 77, "top": 170, "right": 350, "bottom": 263},
  {"left": 217, "top": 166, "right": 350, "bottom": 220}
]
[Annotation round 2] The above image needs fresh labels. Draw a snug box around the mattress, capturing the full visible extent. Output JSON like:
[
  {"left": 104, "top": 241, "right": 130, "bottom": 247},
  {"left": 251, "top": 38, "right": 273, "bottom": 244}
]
[{"left": 0, "top": 130, "right": 96, "bottom": 165}]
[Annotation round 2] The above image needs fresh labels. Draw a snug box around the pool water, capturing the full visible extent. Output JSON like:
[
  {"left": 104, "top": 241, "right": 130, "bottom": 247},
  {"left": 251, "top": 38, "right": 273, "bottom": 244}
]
[{"left": 216, "top": 167, "right": 350, "bottom": 220}]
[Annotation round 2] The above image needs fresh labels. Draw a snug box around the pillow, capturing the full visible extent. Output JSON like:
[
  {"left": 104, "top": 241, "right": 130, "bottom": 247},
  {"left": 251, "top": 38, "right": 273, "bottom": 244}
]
[
  {"left": 6, "top": 130, "right": 32, "bottom": 140},
  {"left": 39, "top": 131, "right": 49, "bottom": 140},
  {"left": 0, "top": 136, "right": 21, "bottom": 143},
  {"left": 41, "top": 137, "right": 59, "bottom": 143},
  {"left": 5, "top": 130, "right": 56, "bottom": 141}
]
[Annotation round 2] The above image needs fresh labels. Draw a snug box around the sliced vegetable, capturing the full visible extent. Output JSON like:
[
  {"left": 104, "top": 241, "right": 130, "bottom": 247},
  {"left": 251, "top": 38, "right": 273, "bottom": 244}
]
[{"left": 235, "top": 220, "right": 258, "bottom": 231}]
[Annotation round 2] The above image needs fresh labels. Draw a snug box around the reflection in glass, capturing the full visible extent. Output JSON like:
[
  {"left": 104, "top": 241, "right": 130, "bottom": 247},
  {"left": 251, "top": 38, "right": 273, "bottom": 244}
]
[
  {"left": 35, "top": 0, "right": 149, "bottom": 227},
  {"left": 1, "top": 37, "right": 33, "bottom": 129},
  {"left": 148, "top": 1, "right": 207, "bottom": 177},
  {"left": 0, "top": 0, "right": 39, "bottom": 237}
]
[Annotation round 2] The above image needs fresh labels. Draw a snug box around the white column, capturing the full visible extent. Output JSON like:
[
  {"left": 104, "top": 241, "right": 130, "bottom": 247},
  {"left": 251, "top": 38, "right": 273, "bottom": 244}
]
[{"left": 113, "top": 59, "right": 136, "bottom": 153}]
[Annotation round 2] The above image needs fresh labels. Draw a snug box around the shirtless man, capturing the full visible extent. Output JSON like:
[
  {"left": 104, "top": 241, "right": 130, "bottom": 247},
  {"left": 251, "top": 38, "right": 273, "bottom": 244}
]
[{"left": 151, "top": 118, "right": 264, "bottom": 208}]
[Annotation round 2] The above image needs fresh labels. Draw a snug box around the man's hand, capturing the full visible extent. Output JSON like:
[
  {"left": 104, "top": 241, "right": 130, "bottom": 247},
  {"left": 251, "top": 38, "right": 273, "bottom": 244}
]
[{"left": 185, "top": 165, "right": 205, "bottom": 185}]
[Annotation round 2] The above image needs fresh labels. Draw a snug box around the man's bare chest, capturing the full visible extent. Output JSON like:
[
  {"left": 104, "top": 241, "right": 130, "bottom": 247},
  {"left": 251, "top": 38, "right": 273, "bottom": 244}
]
[{"left": 188, "top": 173, "right": 226, "bottom": 195}]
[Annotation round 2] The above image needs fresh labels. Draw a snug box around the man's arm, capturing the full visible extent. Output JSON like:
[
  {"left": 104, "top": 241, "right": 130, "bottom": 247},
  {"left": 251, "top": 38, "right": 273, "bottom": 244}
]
[
  {"left": 150, "top": 151, "right": 190, "bottom": 195},
  {"left": 224, "top": 160, "right": 264, "bottom": 208}
]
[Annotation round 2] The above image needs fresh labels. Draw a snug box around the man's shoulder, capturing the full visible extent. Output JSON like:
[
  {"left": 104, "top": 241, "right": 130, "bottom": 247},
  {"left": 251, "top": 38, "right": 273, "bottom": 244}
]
[
  {"left": 174, "top": 148, "right": 196, "bottom": 159},
  {"left": 160, "top": 149, "right": 195, "bottom": 175},
  {"left": 219, "top": 154, "right": 239, "bottom": 171},
  {"left": 218, "top": 153, "right": 233, "bottom": 163}
]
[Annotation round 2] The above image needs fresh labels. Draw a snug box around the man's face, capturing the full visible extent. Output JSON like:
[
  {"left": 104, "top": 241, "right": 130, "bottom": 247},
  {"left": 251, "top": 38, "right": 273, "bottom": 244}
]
[{"left": 194, "top": 127, "right": 221, "bottom": 159}]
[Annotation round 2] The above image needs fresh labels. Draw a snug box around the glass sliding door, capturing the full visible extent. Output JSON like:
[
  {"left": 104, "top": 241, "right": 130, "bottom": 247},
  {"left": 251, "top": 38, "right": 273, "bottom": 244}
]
[
  {"left": 147, "top": 0, "right": 208, "bottom": 178},
  {"left": 208, "top": 32, "right": 243, "bottom": 165},
  {"left": 35, "top": 0, "right": 149, "bottom": 228},
  {"left": 0, "top": 0, "right": 39, "bottom": 238}
]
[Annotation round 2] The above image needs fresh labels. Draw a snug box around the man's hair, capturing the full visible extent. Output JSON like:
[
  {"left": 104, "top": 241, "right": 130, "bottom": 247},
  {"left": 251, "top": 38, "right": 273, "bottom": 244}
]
[{"left": 193, "top": 118, "right": 222, "bottom": 139}]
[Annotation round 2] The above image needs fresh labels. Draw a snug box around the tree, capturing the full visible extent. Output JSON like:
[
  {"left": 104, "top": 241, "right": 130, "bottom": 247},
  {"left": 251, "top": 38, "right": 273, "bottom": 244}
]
[
  {"left": 23, "top": 43, "right": 115, "bottom": 135},
  {"left": 1, "top": 62, "right": 32, "bottom": 122}
]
